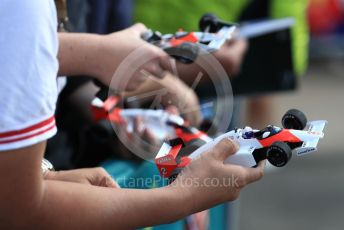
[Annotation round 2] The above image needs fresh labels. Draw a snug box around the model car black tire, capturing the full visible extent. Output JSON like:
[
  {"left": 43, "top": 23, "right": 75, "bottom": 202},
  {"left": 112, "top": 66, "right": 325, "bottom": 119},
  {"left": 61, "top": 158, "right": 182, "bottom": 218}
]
[
  {"left": 164, "top": 42, "right": 200, "bottom": 64},
  {"left": 282, "top": 109, "right": 308, "bottom": 130},
  {"left": 199, "top": 13, "right": 220, "bottom": 32},
  {"left": 267, "top": 141, "right": 292, "bottom": 167}
]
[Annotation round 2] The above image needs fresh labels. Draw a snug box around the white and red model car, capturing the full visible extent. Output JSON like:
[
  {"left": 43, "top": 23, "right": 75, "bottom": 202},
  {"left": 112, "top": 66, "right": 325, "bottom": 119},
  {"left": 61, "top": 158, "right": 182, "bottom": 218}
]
[
  {"left": 142, "top": 13, "right": 295, "bottom": 64},
  {"left": 91, "top": 93, "right": 211, "bottom": 142},
  {"left": 155, "top": 109, "right": 327, "bottom": 181}
]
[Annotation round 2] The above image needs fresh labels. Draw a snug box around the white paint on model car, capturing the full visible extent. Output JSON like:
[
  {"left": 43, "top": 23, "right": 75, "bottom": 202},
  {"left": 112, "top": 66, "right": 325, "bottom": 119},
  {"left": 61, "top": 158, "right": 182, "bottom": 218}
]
[
  {"left": 208, "top": 26, "right": 237, "bottom": 50},
  {"left": 189, "top": 128, "right": 263, "bottom": 167},
  {"left": 156, "top": 142, "right": 172, "bottom": 158},
  {"left": 262, "top": 132, "right": 270, "bottom": 139},
  {"left": 91, "top": 97, "right": 104, "bottom": 107},
  {"left": 292, "top": 120, "right": 327, "bottom": 156},
  {"left": 121, "top": 109, "right": 184, "bottom": 140},
  {"left": 224, "top": 145, "right": 257, "bottom": 167}
]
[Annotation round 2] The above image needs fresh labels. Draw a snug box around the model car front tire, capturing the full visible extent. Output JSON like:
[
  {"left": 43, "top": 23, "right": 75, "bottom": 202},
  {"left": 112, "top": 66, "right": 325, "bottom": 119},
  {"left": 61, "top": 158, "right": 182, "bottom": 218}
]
[
  {"left": 199, "top": 13, "right": 220, "bottom": 32},
  {"left": 266, "top": 142, "right": 292, "bottom": 167}
]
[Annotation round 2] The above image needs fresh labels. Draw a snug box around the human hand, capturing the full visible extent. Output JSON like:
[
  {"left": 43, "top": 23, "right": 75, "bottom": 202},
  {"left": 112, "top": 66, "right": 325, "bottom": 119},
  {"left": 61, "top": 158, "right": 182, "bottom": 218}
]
[
  {"left": 213, "top": 38, "right": 248, "bottom": 76},
  {"left": 123, "top": 72, "right": 202, "bottom": 126},
  {"left": 172, "top": 38, "right": 247, "bottom": 87},
  {"left": 131, "top": 116, "right": 161, "bottom": 158},
  {"left": 159, "top": 73, "right": 202, "bottom": 126},
  {"left": 96, "top": 23, "right": 170, "bottom": 91},
  {"left": 170, "top": 138, "right": 265, "bottom": 213},
  {"left": 44, "top": 168, "right": 119, "bottom": 188},
  {"left": 116, "top": 116, "right": 161, "bottom": 160}
]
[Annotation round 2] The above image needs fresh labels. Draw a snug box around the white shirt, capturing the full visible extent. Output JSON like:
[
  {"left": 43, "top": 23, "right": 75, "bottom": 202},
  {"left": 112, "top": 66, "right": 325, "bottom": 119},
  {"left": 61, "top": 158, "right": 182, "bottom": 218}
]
[{"left": 0, "top": 0, "right": 58, "bottom": 151}]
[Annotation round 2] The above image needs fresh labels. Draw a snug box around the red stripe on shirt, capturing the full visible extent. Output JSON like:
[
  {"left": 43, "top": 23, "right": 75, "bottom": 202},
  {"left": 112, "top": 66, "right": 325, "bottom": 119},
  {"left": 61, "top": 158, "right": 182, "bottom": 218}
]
[
  {"left": 0, "top": 122, "right": 56, "bottom": 144},
  {"left": 0, "top": 116, "right": 55, "bottom": 138}
]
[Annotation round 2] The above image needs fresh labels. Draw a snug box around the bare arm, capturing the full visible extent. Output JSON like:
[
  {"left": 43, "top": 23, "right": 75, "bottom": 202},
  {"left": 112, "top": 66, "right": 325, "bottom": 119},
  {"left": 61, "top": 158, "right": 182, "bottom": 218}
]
[
  {"left": 58, "top": 24, "right": 170, "bottom": 91},
  {"left": 0, "top": 140, "right": 264, "bottom": 229},
  {"left": 57, "top": 33, "right": 103, "bottom": 79},
  {"left": 0, "top": 142, "right": 189, "bottom": 229},
  {"left": 57, "top": 27, "right": 247, "bottom": 90}
]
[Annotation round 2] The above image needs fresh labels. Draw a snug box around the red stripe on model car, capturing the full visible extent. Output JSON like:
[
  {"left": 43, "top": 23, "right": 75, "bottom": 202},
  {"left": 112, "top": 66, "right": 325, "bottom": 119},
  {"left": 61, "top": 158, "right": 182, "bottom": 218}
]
[
  {"left": 175, "top": 128, "right": 207, "bottom": 143},
  {"left": 169, "top": 144, "right": 183, "bottom": 158},
  {"left": 258, "top": 129, "right": 301, "bottom": 147},
  {"left": 0, "top": 116, "right": 55, "bottom": 138},
  {"left": 103, "top": 95, "right": 120, "bottom": 112},
  {"left": 0, "top": 123, "right": 56, "bottom": 144},
  {"left": 108, "top": 108, "right": 122, "bottom": 123},
  {"left": 170, "top": 32, "right": 199, "bottom": 46}
]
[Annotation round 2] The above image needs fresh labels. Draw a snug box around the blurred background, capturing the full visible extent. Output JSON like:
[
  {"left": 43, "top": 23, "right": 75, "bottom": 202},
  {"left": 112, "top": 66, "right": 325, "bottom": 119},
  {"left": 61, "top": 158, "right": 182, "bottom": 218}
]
[
  {"left": 239, "top": 0, "right": 344, "bottom": 229},
  {"left": 239, "top": 63, "right": 344, "bottom": 230}
]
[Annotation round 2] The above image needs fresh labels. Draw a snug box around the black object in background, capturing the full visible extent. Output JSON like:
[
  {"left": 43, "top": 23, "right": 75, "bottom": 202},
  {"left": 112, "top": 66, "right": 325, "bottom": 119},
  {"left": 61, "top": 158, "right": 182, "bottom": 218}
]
[{"left": 231, "top": 0, "right": 297, "bottom": 96}]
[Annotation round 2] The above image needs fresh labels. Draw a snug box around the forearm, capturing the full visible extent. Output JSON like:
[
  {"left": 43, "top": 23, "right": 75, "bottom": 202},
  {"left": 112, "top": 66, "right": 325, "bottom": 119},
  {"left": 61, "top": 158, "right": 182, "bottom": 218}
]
[
  {"left": 58, "top": 33, "right": 105, "bottom": 79},
  {"left": 58, "top": 32, "right": 212, "bottom": 86},
  {"left": 34, "top": 180, "right": 190, "bottom": 229},
  {"left": 1, "top": 142, "right": 191, "bottom": 229}
]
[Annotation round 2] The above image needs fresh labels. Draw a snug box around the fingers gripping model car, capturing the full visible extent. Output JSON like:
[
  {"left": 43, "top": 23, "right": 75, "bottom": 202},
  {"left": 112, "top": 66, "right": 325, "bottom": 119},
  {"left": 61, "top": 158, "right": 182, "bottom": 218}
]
[{"left": 155, "top": 109, "right": 327, "bottom": 182}]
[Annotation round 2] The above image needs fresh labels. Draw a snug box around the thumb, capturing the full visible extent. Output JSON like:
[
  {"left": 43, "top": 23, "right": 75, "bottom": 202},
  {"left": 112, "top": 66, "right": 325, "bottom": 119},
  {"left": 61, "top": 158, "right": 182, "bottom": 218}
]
[
  {"left": 244, "top": 160, "right": 266, "bottom": 184},
  {"left": 130, "top": 23, "right": 148, "bottom": 35},
  {"left": 212, "top": 138, "right": 239, "bottom": 161},
  {"left": 99, "top": 176, "right": 121, "bottom": 188},
  {"left": 91, "top": 168, "right": 121, "bottom": 188},
  {"left": 165, "top": 105, "right": 180, "bottom": 115}
]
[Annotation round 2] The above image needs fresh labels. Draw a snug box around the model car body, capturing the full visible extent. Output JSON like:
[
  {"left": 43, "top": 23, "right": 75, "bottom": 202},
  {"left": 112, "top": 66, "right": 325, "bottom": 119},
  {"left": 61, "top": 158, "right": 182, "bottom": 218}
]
[
  {"left": 155, "top": 109, "right": 327, "bottom": 181},
  {"left": 91, "top": 94, "right": 210, "bottom": 141}
]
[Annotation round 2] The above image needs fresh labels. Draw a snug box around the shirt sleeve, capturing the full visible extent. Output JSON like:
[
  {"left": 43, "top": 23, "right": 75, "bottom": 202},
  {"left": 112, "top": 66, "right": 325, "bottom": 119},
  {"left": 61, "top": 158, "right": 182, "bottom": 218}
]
[{"left": 0, "top": 0, "right": 59, "bottom": 151}]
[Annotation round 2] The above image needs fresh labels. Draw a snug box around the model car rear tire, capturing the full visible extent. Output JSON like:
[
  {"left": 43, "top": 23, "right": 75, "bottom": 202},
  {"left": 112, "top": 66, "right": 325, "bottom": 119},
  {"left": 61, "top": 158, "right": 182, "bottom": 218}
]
[
  {"left": 282, "top": 109, "right": 307, "bottom": 130},
  {"left": 199, "top": 13, "right": 220, "bottom": 32},
  {"left": 164, "top": 42, "right": 200, "bottom": 64},
  {"left": 267, "top": 142, "right": 292, "bottom": 167}
]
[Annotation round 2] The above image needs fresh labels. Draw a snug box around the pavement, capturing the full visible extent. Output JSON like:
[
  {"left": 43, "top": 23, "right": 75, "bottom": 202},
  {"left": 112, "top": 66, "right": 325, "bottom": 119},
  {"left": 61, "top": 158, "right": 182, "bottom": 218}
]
[{"left": 237, "top": 60, "right": 344, "bottom": 230}]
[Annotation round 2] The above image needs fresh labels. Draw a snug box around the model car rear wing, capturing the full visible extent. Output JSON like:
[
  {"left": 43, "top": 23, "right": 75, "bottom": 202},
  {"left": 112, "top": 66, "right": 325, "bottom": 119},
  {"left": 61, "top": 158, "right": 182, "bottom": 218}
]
[
  {"left": 307, "top": 120, "right": 327, "bottom": 134},
  {"left": 295, "top": 120, "right": 327, "bottom": 156}
]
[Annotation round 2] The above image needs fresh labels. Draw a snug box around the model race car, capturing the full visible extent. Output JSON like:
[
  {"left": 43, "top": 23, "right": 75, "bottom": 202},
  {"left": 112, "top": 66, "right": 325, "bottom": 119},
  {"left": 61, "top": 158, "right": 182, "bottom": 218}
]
[
  {"left": 142, "top": 13, "right": 295, "bottom": 64},
  {"left": 90, "top": 90, "right": 211, "bottom": 142},
  {"left": 155, "top": 109, "right": 327, "bottom": 182}
]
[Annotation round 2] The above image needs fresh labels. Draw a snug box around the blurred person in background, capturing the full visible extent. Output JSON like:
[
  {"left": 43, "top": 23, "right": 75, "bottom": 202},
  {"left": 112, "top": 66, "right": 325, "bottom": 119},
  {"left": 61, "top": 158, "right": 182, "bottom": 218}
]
[
  {"left": 240, "top": 0, "right": 309, "bottom": 129},
  {"left": 307, "top": 0, "right": 344, "bottom": 59}
]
